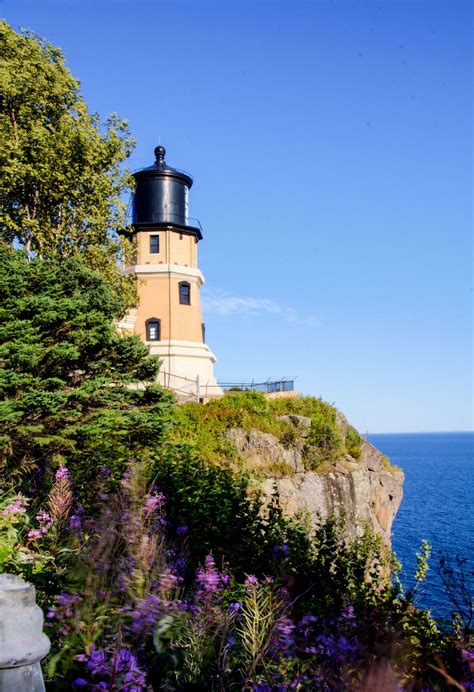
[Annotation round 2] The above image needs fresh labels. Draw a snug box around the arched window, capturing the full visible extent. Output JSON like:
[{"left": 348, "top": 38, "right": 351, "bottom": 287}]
[
  {"left": 146, "top": 318, "right": 161, "bottom": 341},
  {"left": 179, "top": 281, "right": 191, "bottom": 305}
]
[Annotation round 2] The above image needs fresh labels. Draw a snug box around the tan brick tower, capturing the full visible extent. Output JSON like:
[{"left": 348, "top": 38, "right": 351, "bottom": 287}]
[{"left": 123, "top": 145, "right": 221, "bottom": 398}]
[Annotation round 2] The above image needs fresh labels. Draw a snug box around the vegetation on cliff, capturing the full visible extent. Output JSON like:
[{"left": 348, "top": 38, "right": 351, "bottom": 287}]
[{"left": 175, "top": 392, "right": 363, "bottom": 471}]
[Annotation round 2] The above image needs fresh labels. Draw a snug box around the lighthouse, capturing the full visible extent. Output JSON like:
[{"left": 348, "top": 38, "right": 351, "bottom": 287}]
[{"left": 123, "top": 145, "right": 221, "bottom": 398}]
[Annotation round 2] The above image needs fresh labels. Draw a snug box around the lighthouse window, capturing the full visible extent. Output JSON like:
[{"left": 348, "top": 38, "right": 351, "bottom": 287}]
[
  {"left": 146, "top": 318, "right": 161, "bottom": 341},
  {"left": 179, "top": 281, "right": 191, "bottom": 305},
  {"left": 149, "top": 235, "right": 160, "bottom": 254}
]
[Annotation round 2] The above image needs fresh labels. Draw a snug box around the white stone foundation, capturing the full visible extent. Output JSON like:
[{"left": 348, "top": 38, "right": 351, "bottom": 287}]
[
  {"left": 0, "top": 574, "right": 50, "bottom": 692},
  {"left": 147, "top": 340, "right": 222, "bottom": 399}
]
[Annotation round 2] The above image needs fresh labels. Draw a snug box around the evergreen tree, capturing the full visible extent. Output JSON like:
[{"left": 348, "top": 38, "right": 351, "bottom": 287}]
[{"left": 0, "top": 246, "right": 174, "bottom": 497}]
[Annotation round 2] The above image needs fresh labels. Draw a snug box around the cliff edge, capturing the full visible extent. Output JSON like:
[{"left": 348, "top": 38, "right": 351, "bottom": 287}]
[{"left": 226, "top": 412, "right": 404, "bottom": 544}]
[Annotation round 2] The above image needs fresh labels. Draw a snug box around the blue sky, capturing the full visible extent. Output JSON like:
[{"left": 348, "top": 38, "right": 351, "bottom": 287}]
[{"left": 3, "top": 0, "right": 472, "bottom": 433}]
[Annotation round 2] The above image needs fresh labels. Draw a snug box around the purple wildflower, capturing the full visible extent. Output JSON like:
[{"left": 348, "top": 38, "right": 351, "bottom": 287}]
[
  {"left": 277, "top": 617, "right": 295, "bottom": 637},
  {"left": 196, "top": 554, "right": 220, "bottom": 594},
  {"left": 27, "top": 528, "right": 43, "bottom": 541},
  {"left": 300, "top": 614, "right": 317, "bottom": 626},
  {"left": 220, "top": 573, "right": 231, "bottom": 587},
  {"left": 159, "top": 569, "right": 180, "bottom": 592},
  {"left": 57, "top": 592, "right": 80, "bottom": 607},
  {"left": 55, "top": 466, "right": 70, "bottom": 481},
  {"left": 72, "top": 680, "right": 88, "bottom": 688},
  {"left": 85, "top": 647, "right": 108, "bottom": 676},
  {"left": 341, "top": 604, "right": 355, "bottom": 620},
  {"left": 116, "top": 648, "right": 135, "bottom": 669},
  {"left": 172, "top": 556, "right": 187, "bottom": 574},
  {"left": 69, "top": 514, "right": 82, "bottom": 531},
  {"left": 121, "top": 595, "right": 161, "bottom": 637},
  {"left": 275, "top": 617, "right": 296, "bottom": 654},
  {"left": 54, "top": 592, "right": 81, "bottom": 620},
  {"left": 228, "top": 602, "right": 241, "bottom": 613},
  {"left": 273, "top": 543, "right": 290, "bottom": 557},
  {"left": 35, "top": 510, "right": 53, "bottom": 535},
  {"left": 144, "top": 496, "right": 160, "bottom": 513},
  {"left": 176, "top": 524, "right": 188, "bottom": 536},
  {"left": 75, "top": 646, "right": 147, "bottom": 690},
  {"left": 99, "top": 466, "right": 111, "bottom": 477},
  {"left": 245, "top": 574, "right": 259, "bottom": 587}
]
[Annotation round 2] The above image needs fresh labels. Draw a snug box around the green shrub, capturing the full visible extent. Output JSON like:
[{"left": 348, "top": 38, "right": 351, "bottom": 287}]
[
  {"left": 345, "top": 426, "right": 363, "bottom": 459},
  {"left": 381, "top": 455, "right": 402, "bottom": 475}
]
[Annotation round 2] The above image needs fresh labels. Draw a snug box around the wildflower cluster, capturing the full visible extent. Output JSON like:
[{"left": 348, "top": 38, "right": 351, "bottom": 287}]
[
  {"left": 0, "top": 470, "right": 74, "bottom": 575},
  {"left": 3, "top": 461, "right": 472, "bottom": 691},
  {"left": 73, "top": 645, "right": 146, "bottom": 691}
]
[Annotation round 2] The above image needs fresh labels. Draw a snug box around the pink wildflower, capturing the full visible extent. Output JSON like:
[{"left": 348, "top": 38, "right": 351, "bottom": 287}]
[
  {"left": 196, "top": 554, "right": 221, "bottom": 594},
  {"left": 36, "top": 511, "right": 52, "bottom": 524},
  {"left": 35, "top": 511, "right": 53, "bottom": 535},
  {"left": 1, "top": 498, "right": 26, "bottom": 516},
  {"left": 28, "top": 529, "right": 43, "bottom": 541},
  {"left": 159, "top": 569, "right": 180, "bottom": 592},
  {"left": 144, "top": 492, "right": 165, "bottom": 515}
]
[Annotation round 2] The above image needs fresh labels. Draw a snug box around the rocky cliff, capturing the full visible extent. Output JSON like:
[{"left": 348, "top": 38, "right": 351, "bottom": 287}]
[{"left": 226, "top": 412, "right": 404, "bottom": 545}]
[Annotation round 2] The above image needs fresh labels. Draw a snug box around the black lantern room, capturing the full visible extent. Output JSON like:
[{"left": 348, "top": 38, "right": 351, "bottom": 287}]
[{"left": 131, "top": 145, "right": 203, "bottom": 240}]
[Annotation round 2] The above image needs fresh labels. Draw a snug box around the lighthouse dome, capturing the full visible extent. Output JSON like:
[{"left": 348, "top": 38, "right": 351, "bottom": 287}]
[{"left": 132, "top": 145, "right": 195, "bottom": 229}]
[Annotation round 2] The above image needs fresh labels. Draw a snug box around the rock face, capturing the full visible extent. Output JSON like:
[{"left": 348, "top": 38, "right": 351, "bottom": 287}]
[{"left": 226, "top": 415, "right": 404, "bottom": 545}]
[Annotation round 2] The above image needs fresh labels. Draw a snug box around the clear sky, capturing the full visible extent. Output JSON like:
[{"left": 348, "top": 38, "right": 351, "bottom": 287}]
[{"left": 2, "top": 0, "right": 472, "bottom": 433}]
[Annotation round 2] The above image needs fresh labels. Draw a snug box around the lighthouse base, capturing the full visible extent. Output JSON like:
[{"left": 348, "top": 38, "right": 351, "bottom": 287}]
[{"left": 148, "top": 340, "right": 223, "bottom": 400}]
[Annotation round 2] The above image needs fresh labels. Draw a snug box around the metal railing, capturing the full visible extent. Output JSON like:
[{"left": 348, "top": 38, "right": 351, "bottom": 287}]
[
  {"left": 158, "top": 371, "right": 295, "bottom": 402},
  {"left": 219, "top": 379, "right": 295, "bottom": 394}
]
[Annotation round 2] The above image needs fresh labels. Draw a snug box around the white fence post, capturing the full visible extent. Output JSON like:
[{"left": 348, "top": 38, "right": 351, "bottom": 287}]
[{"left": 0, "top": 574, "right": 50, "bottom": 692}]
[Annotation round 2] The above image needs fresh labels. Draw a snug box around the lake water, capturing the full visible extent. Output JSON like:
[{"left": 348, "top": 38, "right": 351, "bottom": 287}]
[{"left": 368, "top": 432, "right": 474, "bottom": 621}]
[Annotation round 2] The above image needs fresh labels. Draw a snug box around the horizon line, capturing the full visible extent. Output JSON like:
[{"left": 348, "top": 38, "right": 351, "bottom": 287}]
[{"left": 367, "top": 430, "right": 474, "bottom": 436}]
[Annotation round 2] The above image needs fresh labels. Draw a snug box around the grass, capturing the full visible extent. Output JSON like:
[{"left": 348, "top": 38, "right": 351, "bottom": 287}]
[{"left": 381, "top": 455, "right": 403, "bottom": 475}]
